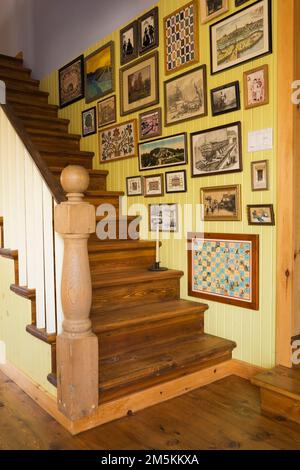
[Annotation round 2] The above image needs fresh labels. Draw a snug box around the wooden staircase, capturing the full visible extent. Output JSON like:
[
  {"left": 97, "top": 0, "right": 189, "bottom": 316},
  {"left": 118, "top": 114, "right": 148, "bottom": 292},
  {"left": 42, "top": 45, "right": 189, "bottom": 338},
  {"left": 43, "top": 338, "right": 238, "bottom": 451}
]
[{"left": 0, "top": 53, "right": 236, "bottom": 413}]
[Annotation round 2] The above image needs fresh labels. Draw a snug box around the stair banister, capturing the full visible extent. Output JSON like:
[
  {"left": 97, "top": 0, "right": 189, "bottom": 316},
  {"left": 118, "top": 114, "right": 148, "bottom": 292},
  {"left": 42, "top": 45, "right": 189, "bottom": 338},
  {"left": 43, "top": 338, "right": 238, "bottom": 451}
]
[{"left": 55, "top": 165, "right": 98, "bottom": 420}]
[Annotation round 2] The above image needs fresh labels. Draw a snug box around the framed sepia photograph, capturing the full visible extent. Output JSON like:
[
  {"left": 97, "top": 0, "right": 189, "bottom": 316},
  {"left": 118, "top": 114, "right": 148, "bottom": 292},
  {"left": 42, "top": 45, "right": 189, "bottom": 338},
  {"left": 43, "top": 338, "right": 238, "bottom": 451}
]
[
  {"left": 59, "top": 55, "right": 84, "bottom": 108},
  {"left": 210, "top": 0, "right": 272, "bottom": 74},
  {"left": 85, "top": 41, "right": 115, "bottom": 103},
  {"left": 139, "top": 133, "right": 188, "bottom": 171},
  {"left": 164, "top": 0, "right": 199, "bottom": 75},
  {"left": 139, "top": 107, "right": 162, "bottom": 141},
  {"left": 144, "top": 174, "right": 164, "bottom": 197},
  {"left": 191, "top": 122, "right": 242, "bottom": 178},
  {"left": 82, "top": 107, "right": 96, "bottom": 137},
  {"left": 165, "top": 170, "right": 187, "bottom": 194},
  {"left": 251, "top": 160, "right": 269, "bottom": 191},
  {"left": 99, "top": 119, "right": 137, "bottom": 163},
  {"left": 200, "top": 0, "right": 229, "bottom": 24},
  {"left": 138, "top": 7, "right": 159, "bottom": 55},
  {"left": 120, "top": 51, "right": 159, "bottom": 116},
  {"left": 247, "top": 204, "right": 275, "bottom": 226},
  {"left": 211, "top": 81, "right": 240, "bottom": 116},
  {"left": 120, "top": 21, "right": 138, "bottom": 65},
  {"left": 97, "top": 95, "right": 116, "bottom": 128},
  {"left": 126, "top": 176, "right": 144, "bottom": 196},
  {"left": 244, "top": 65, "right": 269, "bottom": 109},
  {"left": 149, "top": 204, "right": 178, "bottom": 232},
  {"left": 164, "top": 65, "right": 207, "bottom": 127},
  {"left": 201, "top": 185, "right": 241, "bottom": 221}
]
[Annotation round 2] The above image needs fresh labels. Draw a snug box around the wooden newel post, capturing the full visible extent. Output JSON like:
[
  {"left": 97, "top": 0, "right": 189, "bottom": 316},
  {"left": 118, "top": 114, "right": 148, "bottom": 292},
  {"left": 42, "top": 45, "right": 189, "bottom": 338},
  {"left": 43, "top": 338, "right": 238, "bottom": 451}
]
[{"left": 54, "top": 165, "right": 98, "bottom": 420}]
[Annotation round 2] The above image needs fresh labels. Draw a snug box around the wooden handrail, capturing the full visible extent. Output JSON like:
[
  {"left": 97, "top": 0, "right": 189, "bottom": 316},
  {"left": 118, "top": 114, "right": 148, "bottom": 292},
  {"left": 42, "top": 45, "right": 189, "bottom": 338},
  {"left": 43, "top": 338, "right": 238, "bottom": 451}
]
[{"left": 1, "top": 103, "right": 66, "bottom": 203}]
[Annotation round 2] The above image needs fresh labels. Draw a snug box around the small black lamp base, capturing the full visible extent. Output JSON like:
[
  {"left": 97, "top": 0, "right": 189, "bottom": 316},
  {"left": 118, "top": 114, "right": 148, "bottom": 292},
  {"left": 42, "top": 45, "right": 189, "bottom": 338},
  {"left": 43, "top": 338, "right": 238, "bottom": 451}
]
[{"left": 148, "top": 262, "right": 168, "bottom": 272}]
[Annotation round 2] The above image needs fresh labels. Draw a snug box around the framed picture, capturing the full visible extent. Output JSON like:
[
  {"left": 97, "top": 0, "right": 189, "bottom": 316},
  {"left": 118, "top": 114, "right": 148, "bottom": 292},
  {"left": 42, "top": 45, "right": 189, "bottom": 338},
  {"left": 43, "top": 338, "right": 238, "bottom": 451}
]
[
  {"left": 251, "top": 160, "right": 269, "bottom": 191},
  {"left": 165, "top": 170, "right": 187, "bottom": 194},
  {"left": 244, "top": 65, "right": 269, "bottom": 109},
  {"left": 149, "top": 204, "right": 178, "bottom": 232},
  {"left": 144, "top": 174, "right": 164, "bottom": 197},
  {"left": 211, "top": 81, "right": 240, "bottom": 116},
  {"left": 120, "top": 21, "right": 138, "bottom": 65},
  {"left": 164, "top": 0, "right": 199, "bottom": 75},
  {"left": 139, "top": 107, "right": 162, "bottom": 141},
  {"left": 164, "top": 65, "right": 207, "bottom": 127},
  {"left": 82, "top": 107, "right": 96, "bottom": 137},
  {"left": 59, "top": 55, "right": 84, "bottom": 108},
  {"left": 97, "top": 95, "right": 116, "bottom": 128},
  {"left": 188, "top": 232, "right": 259, "bottom": 310},
  {"left": 139, "top": 133, "right": 188, "bottom": 171},
  {"left": 247, "top": 204, "right": 275, "bottom": 226},
  {"left": 200, "top": 0, "right": 229, "bottom": 24},
  {"left": 236, "top": 0, "right": 250, "bottom": 6},
  {"left": 210, "top": 0, "right": 272, "bottom": 75},
  {"left": 126, "top": 176, "right": 144, "bottom": 197},
  {"left": 191, "top": 122, "right": 242, "bottom": 178},
  {"left": 85, "top": 41, "right": 115, "bottom": 103},
  {"left": 138, "top": 7, "right": 159, "bottom": 55},
  {"left": 120, "top": 51, "right": 159, "bottom": 116},
  {"left": 99, "top": 119, "right": 137, "bottom": 163},
  {"left": 200, "top": 185, "right": 241, "bottom": 221}
]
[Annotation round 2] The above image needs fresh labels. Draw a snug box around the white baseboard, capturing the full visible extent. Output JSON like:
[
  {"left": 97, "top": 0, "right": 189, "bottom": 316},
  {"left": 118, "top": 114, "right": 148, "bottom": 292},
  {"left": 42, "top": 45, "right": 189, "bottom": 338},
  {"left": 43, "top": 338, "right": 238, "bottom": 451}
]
[{"left": 0, "top": 341, "right": 6, "bottom": 364}]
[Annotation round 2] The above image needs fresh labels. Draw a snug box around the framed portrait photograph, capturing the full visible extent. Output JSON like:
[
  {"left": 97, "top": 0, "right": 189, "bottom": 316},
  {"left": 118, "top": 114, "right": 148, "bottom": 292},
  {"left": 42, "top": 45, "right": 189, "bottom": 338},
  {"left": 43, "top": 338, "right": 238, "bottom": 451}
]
[
  {"left": 188, "top": 232, "right": 259, "bottom": 310},
  {"left": 120, "top": 51, "right": 159, "bottom": 116},
  {"left": 200, "top": 0, "right": 229, "bottom": 24},
  {"left": 211, "top": 81, "right": 240, "bottom": 116},
  {"left": 164, "top": 0, "right": 199, "bottom": 75},
  {"left": 59, "top": 55, "right": 84, "bottom": 108},
  {"left": 244, "top": 65, "right": 269, "bottom": 109},
  {"left": 251, "top": 160, "right": 269, "bottom": 191},
  {"left": 247, "top": 204, "right": 275, "bottom": 226},
  {"left": 99, "top": 119, "right": 137, "bottom": 163},
  {"left": 210, "top": 0, "right": 272, "bottom": 75},
  {"left": 138, "top": 7, "right": 159, "bottom": 55},
  {"left": 149, "top": 204, "right": 178, "bottom": 232},
  {"left": 126, "top": 176, "right": 144, "bottom": 197},
  {"left": 191, "top": 122, "right": 242, "bottom": 178},
  {"left": 139, "top": 133, "right": 188, "bottom": 171},
  {"left": 144, "top": 174, "right": 164, "bottom": 197},
  {"left": 85, "top": 41, "right": 115, "bottom": 103},
  {"left": 165, "top": 170, "right": 187, "bottom": 194},
  {"left": 82, "top": 107, "right": 96, "bottom": 137},
  {"left": 97, "top": 95, "right": 116, "bottom": 128},
  {"left": 200, "top": 185, "right": 241, "bottom": 222},
  {"left": 120, "top": 21, "right": 138, "bottom": 65},
  {"left": 139, "top": 107, "right": 162, "bottom": 141},
  {"left": 164, "top": 65, "right": 207, "bottom": 127}
]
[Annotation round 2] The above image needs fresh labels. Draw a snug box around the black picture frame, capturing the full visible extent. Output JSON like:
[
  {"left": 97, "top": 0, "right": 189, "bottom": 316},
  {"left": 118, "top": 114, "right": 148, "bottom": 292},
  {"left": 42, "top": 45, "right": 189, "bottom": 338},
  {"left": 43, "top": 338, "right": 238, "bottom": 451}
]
[
  {"left": 59, "top": 55, "right": 85, "bottom": 109},
  {"left": 211, "top": 81, "right": 240, "bottom": 116},
  {"left": 120, "top": 20, "right": 139, "bottom": 66},
  {"left": 138, "top": 7, "right": 159, "bottom": 55},
  {"left": 82, "top": 106, "right": 97, "bottom": 137},
  {"left": 165, "top": 170, "right": 187, "bottom": 194}
]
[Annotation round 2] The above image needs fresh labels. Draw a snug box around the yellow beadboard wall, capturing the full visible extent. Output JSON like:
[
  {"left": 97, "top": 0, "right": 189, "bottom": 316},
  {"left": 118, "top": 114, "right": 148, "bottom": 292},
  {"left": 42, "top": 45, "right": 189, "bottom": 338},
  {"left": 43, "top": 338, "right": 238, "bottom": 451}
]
[{"left": 41, "top": 0, "right": 277, "bottom": 368}]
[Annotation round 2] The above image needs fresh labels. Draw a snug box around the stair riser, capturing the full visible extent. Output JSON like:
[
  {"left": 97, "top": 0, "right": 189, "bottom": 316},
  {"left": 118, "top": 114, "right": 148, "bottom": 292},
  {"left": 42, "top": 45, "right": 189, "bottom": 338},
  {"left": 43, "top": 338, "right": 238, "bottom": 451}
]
[
  {"left": 89, "top": 223, "right": 139, "bottom": 243},
  {"left": 6, "top": 90, "right": 48, "bottom": 105},
  {"left": 24, "top": 121, "right": 69, "bottom": 133},
  {"left": 90, "top": 248, "right": 153, "bottom": 275},
  {"left": 41, "top": 154, "right": 93, "bottom": 169},
  {"left": 85, "top": 196, "right": 121, "bottom": 210},
  {"left": 32, "top": 139, "right": 80, "bottom": 151},
  {"left": 10, "top": 103, "right": 58, "bottom": 117},
  {"left": 0, "top": 57, "right": 24, "bottom": 69},
  {"left": 0, "top": 68, "right": 30, "bottom": 80},
  {"left": 3, "top": 79, "right": 40, "bottom": 92},
  {"left": 51, "top": 172, "right": 107, "bottom": 191}
]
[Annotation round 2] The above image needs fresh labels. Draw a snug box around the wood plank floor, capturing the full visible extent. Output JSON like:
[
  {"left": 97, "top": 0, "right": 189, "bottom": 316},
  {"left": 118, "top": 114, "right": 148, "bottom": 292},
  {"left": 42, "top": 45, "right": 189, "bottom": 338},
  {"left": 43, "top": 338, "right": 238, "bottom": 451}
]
[{"left": 1, "top": 371, "right": 300, "bottom": 450}]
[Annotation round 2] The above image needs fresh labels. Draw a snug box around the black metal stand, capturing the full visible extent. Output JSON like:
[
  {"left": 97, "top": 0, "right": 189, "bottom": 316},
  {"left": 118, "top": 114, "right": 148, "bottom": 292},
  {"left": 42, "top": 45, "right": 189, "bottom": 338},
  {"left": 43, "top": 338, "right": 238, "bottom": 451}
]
[{"left": 148, "top": 262, "right": 168, "bottom": 272}]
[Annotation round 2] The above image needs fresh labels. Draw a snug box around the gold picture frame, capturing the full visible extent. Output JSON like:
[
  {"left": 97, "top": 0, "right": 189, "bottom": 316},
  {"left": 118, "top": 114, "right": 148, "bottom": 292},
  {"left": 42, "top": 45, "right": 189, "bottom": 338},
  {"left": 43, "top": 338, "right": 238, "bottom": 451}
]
[
  {"left": 251, "top": 160, "right": 269, "bottom": 191},
  {"left": 200, "top": 184, "right": 242, "bottom": 221},
  {"left": 200, "top": 0, "right": 229, "bottom": 24},
  {"left": 244, "top": 64, "right": 269, "bottom": 110}
]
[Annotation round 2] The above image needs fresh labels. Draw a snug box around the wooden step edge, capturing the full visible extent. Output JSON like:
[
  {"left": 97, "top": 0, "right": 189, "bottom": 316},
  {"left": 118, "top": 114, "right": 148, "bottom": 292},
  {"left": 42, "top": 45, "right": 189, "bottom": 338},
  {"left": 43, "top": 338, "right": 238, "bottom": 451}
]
[
  {"left": 88, "top": 240, "right": 157, "bottom": 253},
  {"left": 0, "top": 53, "right": 23, "bottom": 64},
  {"left": 26, "top": 324, "right": 56, "bottom": 345},
  {"left": 0, "top": 63, "right": 31, "bottom": 73},
  {"left": 86, "top": 190, "right": 124, "bottom": 197},
  {"left": 92, "top": 269, "right": 184, "bottom": 289},
  {"left": 10, "top": 284, "right": 35, "bottom": 300},
  {"left": 6, "top": 88, "right": 49, "bottom": 98},
  {"left": 252, "top": 369, "right": 300, "bottom": 402},
  {"left": 95, "top": 215, "right": 140, "bottom": 222},
  {"left": 0, "top": 248, "right": 18, "bottom": 260},
  {"left": 39, "top": 149, "right": 94, "bottom": 158},
  {"left": 0, "top": 75, "right": 40, "bottom": 87},
  {"left": 27, "top": 129, "right": 81, "bottom": 140},
  {"left": 18, "top": 114, "right": 69, "bottom": 125},
  {"left": 8, "top": 98, "right": 58, "bottom": 111}
]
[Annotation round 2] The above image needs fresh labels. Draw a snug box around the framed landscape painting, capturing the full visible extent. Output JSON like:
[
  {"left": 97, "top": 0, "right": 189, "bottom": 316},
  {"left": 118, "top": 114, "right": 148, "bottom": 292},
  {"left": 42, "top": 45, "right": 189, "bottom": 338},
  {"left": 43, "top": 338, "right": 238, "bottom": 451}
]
[
  {"left": 139, "top": 133, "right": 188, "bottom": 171},
  {"left": 99, "top": 119, "right": 137, "bottom": 163},
  {"left": 59, "top": 55, "right": 84, "bottom": 108},
  {"left": 210, "top": 0, "right": 272, "bottom": 74},
  {"left": 97, "top": 95, "right": 116, "bottom": 128},
  {"left": 200, "top": 185, "right": 241, "bottom": 221},
  {"left": 164, "top": 65, "right": 207, "bottom": 127},
  {"left": 120, "top": 21, "right": 138, "bottom": 65},
  {"left": 139, "top": 107, "right": 162, "bottom": 141},
  {"left": 211, "top": 81, "right": 240, "bottom": 116},
  {"left": 138, "top": 7, "right": 159, "bottom": 55},
  {"left": 82, "top": 107, "right": 96, "bottom": 137},
  {"left": 85, "top": 41, "right": 115, "bottom": 103},
  {"left": 200, "top": 0, "right": 229, "bottom": 24}
]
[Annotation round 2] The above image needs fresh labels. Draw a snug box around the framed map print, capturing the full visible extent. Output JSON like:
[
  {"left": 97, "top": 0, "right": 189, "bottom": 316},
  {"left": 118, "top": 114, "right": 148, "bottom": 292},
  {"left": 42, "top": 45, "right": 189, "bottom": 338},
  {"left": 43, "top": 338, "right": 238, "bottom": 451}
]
[
  {"left": 188, "top": 232, "right": 259, "bottom": 310},
  {"left": 59, "top": 55, "right": 84, "bottom": 108}
]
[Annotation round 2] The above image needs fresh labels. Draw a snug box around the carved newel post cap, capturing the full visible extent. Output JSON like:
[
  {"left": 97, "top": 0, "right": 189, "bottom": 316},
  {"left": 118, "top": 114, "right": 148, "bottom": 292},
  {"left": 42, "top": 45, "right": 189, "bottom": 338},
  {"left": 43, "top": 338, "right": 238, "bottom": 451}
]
[{"left": 61, "top": 165, "right": 90, "bottom": 202}]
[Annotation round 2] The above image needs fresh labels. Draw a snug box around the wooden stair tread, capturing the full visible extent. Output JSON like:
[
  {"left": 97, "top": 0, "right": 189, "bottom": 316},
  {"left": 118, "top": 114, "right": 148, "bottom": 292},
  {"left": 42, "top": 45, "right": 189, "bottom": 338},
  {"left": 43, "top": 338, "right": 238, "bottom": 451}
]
[
  {"left": 40, "top": 148, "right": 94, "bottom": 158},
  {"left": 0, "top": 53, "right": 23, "bottom": 66},
  {"left": 85, "top": 190, "right": 124, "bottom": 197},
  {"left": 16, "top": 113, "right": 68, "bottom": 125},
  {"left": 6, "top": 87, "right": 49, "bottom": 98},
  {"left": 92, "top": 268, "right": 183, "bottom": 288},
  {"left": 0, "top": 63, "right": 31, "bottom": 74},
  {"left": 95, "top": 215, "right": 139, "bottom": 222},
  {"left": 50, "top": 167, "right": 108, "bottom": 176},
  {"left": 252, "top": 366, "right": 300, "bottom": 401},
  {"left": 88, "top": 239, "right": 156, "bottom": 252},
  {"left": 9, "top": 99, "right": 58, "bottom": 112},
  {"left": 27, "top": 129, "right": 81, "bottom": 140}
]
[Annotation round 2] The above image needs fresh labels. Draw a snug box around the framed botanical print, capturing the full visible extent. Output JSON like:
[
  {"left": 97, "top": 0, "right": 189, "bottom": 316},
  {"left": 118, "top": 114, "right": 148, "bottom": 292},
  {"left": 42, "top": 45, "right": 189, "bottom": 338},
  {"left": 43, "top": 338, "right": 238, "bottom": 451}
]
[
  {"left": 126, "top": 176, "right": 144, "bottom": 196},
  {"left": 82, "top": 107, "right": 96, "bottom": 137},
  {"left": 120, "top": 21, "right": 138, "bottom": 65},
  {"left": 210, "top": 0, "right": 272, "bottom": 75},
  {"left": 200, "top": 0, "right": 229, "bottom": 24},
  {"left": 99, "top": 119, "right": 137, "bottom": 163},
  {"left": 149, "top": 204, "right": 179, "bottom": 232},
  {"left": 164, "top": 65, "right": 207, "bottom": 127},
  {"left": 85, "top": 41, "right": 115, "bottom": 103},
  {"left": 164, "top": 0, "right": 199, "bottom": 75},
  {"left": 165, "top": 170, "right": 187, "bottom": 194},
  {"left": 120, "top": 51, "right": 159, "bottom": 116},
  {"left": 191, "top": 122, "right": 242, "bottom": 178},
  {"left": 138, "top": 7, "right": 159, "bottom": 55},
  {"left": 244, "top": 65, "right": 269, "bottom": 109},
  {"left": 251, "top": 160, "right": 269, "bottom": 191},
  {"left": 200, "top": 185, "right": 241, "bottom": 221},
  {"left": 188, "top": 232, "right": 259, "bottom": 310},
  {"left": 247, "top": 204, "right": 275, "bottom": 226},
  {"left": 144, "top": 174, "right": 164, "bottom": 197},
  {"left": 97, "top": 95, "right": 116, "bottom": 128},
  {"left": 211, "top": 81, "right": 240, "bottom": 116},
  {"left": 139, "top": 133, "right": 188, "bottom": 171},
  {"left": 59, "top": 55, "right": 84, "bottom": 108},
  {"left": 139, "top": 108, "right": 162, "bottom": 141}
]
